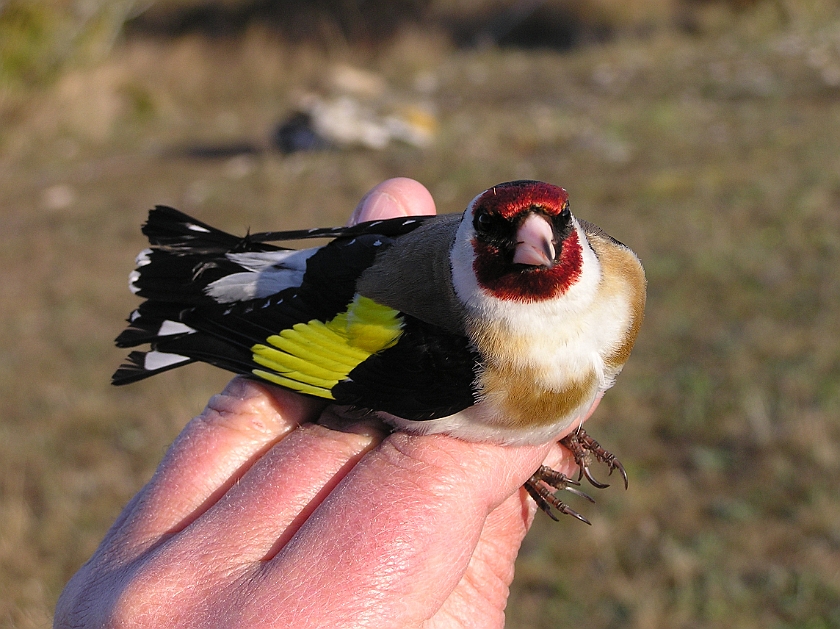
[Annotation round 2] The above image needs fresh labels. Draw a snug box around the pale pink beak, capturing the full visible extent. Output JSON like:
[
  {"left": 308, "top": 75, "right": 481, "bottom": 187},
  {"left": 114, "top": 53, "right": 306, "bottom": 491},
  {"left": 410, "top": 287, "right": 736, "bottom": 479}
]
[{"left": 513, "top": 213, "right": 556, "bottom": 267}]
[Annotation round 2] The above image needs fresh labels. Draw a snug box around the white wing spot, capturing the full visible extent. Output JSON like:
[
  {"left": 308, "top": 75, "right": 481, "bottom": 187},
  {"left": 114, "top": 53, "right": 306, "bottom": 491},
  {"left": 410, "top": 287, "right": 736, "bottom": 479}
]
[
  {"left": 187, "top": 224, "right": 211, "bottom": 233},
  {"left": 205, "top": 248, "right": 317, "bottom": 303}
]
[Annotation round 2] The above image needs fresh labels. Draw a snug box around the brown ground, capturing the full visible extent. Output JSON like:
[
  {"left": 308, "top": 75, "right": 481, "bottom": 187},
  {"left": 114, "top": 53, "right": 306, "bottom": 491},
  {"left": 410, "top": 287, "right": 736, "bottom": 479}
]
[{"left": 2, "top": 1, "right": 840, "bottom": 627}]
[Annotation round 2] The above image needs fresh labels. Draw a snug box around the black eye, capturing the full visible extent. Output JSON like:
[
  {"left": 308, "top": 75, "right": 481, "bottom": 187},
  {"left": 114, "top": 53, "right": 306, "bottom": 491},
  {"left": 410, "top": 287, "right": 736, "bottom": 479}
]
[
  {"left": 551, "top": 205, "right": 570, "bottom": 229},
  {"left": 551, "top": 205, "right": 573, "bottom": 239},
  {"left": 474, "top": 211, "right": 493, "bottom": 233}
]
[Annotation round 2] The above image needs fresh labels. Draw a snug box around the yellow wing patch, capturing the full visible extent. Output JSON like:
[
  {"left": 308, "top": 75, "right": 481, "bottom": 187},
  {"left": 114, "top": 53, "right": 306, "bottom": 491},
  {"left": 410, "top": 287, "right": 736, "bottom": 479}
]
[{"left": 251, "top": 295, "right": 403, "bottom": 398}]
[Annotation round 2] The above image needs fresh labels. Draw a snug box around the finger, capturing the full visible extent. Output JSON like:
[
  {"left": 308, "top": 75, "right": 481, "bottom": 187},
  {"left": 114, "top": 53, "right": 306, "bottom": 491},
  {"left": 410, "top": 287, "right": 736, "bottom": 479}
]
[
  {"left": 110, "top": 378, "right": 325, "bottom": 551},
  {"left": 176, "top": 419, "right": 385, "bottom": 563},
  {"left": 349, "top": 177, "right": 436, "bottom": 224},
  {"left": 392, "top": 441, "right": 576, "bottom": 628},
  {"left": 426, "top": 491, "right": 534, "bottom": 629},
  {"left": 245, "top": 434, "right": 555, "bottom": 627}
]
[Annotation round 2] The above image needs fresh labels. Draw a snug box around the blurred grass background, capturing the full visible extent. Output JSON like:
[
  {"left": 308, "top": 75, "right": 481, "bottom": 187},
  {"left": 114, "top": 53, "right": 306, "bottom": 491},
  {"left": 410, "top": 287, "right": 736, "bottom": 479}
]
[{"left": 2, "top": 0, "right": 840, "bottom": 627}]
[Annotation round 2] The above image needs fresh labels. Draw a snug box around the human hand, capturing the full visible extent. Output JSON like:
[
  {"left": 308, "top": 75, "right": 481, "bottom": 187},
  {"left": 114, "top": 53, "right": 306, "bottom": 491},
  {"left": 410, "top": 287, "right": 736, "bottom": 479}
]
[{"left": 55, "top": 178, "right": 584, "bottom": 629}]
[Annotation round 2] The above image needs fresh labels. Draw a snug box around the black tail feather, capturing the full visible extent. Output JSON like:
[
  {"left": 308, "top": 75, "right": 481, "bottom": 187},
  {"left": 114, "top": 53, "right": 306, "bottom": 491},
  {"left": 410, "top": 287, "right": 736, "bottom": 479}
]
[
  {"left": 112, "top": 350, "right": 196, "bottom": 385},
  {"left": 115, "top": 304, "right": 193, "bottom": 348},
  {"left": 130, "top": 248, "right": 241, "bottom": 303},
  {"left": 114, "top": 207, "right": 300, "bottom": 384},
  {"left": 112, "top": 324, "right": 259, "bottom": 385},
  {"left": 143, "top": 205, "right": 283, "bottom": 253},
  {"left": 248, "top": 215, "right": 434, "bottom": 245},
  {"left": 114, "top": 207, "right": 436, "bottom": 388}
]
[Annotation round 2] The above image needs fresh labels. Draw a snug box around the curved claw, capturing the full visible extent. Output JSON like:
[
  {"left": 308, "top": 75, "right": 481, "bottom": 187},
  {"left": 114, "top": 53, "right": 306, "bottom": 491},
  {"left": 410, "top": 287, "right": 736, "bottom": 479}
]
[
  {"left": 524, "top": 470, "right": 593, "bottom": 524},
  {"left": 563, "top": 485, "right": 596, "bottom": 503},
  {"left": 524, "top": 480, "right": 561, "bottom": 522},
  {"left": 611, "top": 458, "right": 629, "bottom": 490},
  {"left": 561, "top": 428, "right": 630, "bottom": 491},
  {"left": 536, "top": 499, "right": 561, "bottom": 522},
  {"left": 563, "top": 475, "right": 582, "bottom": 487},
  {"left": 582, "top": 464, "right": 610, "bottom": 489},
  {"left": 561, "top": 506, "right": 592, "bottom": 526}
]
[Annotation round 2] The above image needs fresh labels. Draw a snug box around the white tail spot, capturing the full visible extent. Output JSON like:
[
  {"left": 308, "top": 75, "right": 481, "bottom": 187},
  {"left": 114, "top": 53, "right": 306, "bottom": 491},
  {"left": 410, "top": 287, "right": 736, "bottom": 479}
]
[
  {"left": 144, "top": 351, "right": 190, "bottom": 371},
  {"left": 158, "top": 320, "right": 195, "bottom": 336}
]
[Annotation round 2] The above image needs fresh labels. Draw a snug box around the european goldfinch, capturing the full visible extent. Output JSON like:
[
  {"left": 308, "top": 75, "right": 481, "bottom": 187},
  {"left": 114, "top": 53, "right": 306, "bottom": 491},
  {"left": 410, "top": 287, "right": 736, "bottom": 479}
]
[{"left": 114, "top": 180, "right": 646, "bottom": 522}]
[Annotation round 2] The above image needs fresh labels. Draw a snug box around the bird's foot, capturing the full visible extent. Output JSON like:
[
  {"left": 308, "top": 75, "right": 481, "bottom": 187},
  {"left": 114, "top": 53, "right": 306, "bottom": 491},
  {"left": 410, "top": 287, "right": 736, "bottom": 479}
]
[
  {"left": 559, "top": 428, "right": 628, "bottom": 490},
  {"left": 524, "top": 465, "right": 595, "bottom": 524}
]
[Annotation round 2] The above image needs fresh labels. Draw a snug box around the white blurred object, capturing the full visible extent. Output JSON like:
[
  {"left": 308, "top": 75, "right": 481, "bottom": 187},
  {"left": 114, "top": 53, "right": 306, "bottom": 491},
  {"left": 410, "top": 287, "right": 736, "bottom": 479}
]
[
  {"left": 304, "top": 94, "right": 391, "bottom": 150},
  {"left": 296, "top": 93, "right": 437, "bottom": 150},
  {"left": 279, "top": 65, "right": 438, "bottom": 152}
]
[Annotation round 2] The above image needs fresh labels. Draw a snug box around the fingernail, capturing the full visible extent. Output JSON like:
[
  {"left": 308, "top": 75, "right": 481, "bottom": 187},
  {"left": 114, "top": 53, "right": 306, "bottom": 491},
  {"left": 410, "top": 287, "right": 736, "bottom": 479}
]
[{"left": 352, "top": 190, "right": 403, "bottom": 223}]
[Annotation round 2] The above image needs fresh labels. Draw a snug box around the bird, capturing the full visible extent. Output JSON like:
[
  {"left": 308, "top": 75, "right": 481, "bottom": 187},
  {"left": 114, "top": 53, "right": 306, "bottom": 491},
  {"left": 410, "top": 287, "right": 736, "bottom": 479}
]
[{"left": 113, "top": 180, "right": 646, "bottom": 523}]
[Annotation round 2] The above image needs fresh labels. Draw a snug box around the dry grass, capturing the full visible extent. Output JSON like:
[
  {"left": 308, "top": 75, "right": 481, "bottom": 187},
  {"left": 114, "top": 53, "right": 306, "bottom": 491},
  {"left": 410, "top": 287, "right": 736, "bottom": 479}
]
[{"left": 2, "top": 1, "right": 840, "bottom": 627}]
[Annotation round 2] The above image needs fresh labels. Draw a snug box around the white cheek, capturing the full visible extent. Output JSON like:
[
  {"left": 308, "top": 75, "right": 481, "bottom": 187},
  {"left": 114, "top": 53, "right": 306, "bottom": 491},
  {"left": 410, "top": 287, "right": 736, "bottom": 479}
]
[
  {"left": 449, "top": 216, "right": 483, "bottom": 308},
  {"left": 558, "top": 223, "right": 602, "bottom": 308}
]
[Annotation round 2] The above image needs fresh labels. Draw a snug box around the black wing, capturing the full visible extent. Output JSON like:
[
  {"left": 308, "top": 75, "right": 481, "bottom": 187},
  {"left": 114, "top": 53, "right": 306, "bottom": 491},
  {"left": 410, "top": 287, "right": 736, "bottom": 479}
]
[
  {"left": 114, "top": 206, "right": 480, "bottom": 419},
  {"left": 332, "top": 315, "right": 480, "bottom": 420},
  {"left": 115, "top": 207, "right": 434, "bottom": 383}
]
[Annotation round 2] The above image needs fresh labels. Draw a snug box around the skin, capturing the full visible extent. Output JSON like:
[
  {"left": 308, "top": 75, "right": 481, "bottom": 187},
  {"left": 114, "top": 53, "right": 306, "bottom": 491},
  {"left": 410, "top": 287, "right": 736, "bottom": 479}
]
[{"left": 54, "top": 178, "right": 600, "bottom": 629}]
